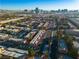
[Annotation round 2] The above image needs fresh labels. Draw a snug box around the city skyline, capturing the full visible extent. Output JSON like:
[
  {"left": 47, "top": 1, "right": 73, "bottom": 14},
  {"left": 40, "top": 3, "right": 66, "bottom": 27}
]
[{"left": 0, "top": 0, "right": 79, "bottom": 10}]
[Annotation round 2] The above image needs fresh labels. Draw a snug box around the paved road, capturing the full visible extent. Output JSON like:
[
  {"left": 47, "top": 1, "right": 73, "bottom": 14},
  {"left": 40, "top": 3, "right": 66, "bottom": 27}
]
[
  {"left": 69, "top": 18, "right": 79, "bottom": 28},
  {"left": 0, "top": 17, "right": 24, "bottom": 24},
  {"left": 68, "top": 21, "right": 77, "bottom": 29}
]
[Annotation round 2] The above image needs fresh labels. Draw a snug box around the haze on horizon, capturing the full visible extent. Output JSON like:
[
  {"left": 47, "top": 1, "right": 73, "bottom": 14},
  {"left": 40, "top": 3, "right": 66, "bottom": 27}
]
[{"left": 0, "top": 0, "right": 79, "bottom": 10}]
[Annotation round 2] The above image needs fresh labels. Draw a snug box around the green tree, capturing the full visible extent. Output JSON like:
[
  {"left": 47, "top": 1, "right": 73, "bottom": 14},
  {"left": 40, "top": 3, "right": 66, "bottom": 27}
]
[{"left": 28, "top": 47, "right": 35, "bottom": 56}]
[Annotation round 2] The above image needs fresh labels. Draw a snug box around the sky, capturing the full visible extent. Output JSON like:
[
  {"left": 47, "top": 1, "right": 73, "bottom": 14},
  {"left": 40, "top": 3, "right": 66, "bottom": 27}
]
[{"left": 0, "top": 0, "right": 79, "bottom": 10}]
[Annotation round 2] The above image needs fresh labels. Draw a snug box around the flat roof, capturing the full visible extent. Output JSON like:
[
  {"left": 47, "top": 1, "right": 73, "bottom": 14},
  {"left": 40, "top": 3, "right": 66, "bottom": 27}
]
[
  {"left": 8, "top": 48, "right": 28, "bottom": 54},
  {"left": 9, "top": 38, "right": 23, "bottom": 41},
  {"left": 1, "top": 50, "right": 25, "bottom": 58}
]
